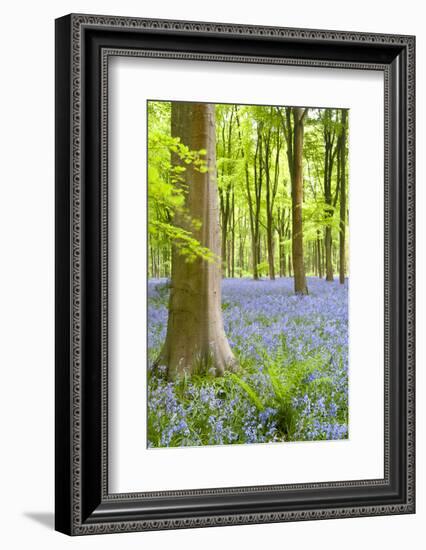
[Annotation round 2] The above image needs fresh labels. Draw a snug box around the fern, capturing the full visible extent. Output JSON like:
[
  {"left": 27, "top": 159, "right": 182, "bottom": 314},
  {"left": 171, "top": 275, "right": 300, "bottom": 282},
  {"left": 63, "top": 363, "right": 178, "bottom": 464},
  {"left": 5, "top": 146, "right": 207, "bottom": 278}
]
[{"left": 229, "top": 373, "right": 264, "bottom": 411}]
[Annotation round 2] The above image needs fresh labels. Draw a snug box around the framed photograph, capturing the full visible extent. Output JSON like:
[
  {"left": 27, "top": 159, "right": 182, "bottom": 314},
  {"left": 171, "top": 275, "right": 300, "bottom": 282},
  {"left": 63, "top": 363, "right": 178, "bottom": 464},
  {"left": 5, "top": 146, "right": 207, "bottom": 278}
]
[{"left": 55, "top": 14, "right": 415, "bottom": 535}]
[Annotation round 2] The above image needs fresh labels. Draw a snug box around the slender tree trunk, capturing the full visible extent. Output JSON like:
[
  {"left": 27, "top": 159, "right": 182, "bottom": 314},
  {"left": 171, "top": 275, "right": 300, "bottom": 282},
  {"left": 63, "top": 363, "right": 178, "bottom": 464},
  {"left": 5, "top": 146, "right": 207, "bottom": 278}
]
[
  {"left": 235, "top": 107, "right": 261, "bottom": 281},
  {"left": 239, "top": 224, "right": 245, "bottom": 277},
  {"left": 165, "top": 245, "right": 170, "bottom": 278},
  {"left": 322, "top": 109, "right": 338, "bottom": 282},
  {"left": 227, "top": 239, "right": 231, "bottom": 278},
  {"left": 313, "top": 241, "right": 317, "bottom": 276},
  {"left": 316, "top": 230, "right": 323, "bottom": 278},
  {"left": 281, "top": 246, "right": 287, "bottom": 277},
  {"left": 221, "top": 221, "right": 227, "bottom": 276},
  {"left": 253, "top": 127, "right": 263, "bottom": 279},
  {"left": 325, "top": 227, "right": 333, "bottom": 281},
  {"left": 149, "top": 235, "right": 155, "bottom": 278},
  {"left": 277, "top": 208, "right": 285, "bottom": 278},
  {"left": 251, "top": 232, "right": 258, "bottom": 280},
  {"left": 280, "top": 106, "right": 308, "bottom": 293},
  {"left": 157, "top": 247, "right": 161, "bottom": 278},
  {"left": 218, "top": 110, "right": 235, "bottom": 278},
  {"left": 257, "top": 238, "right": 261, "bottom": 272},
  {"left": 231, "top": 192, "right": 235, "bottom": 278},
  {"left": 339, "top": 110, "right": 347, "bottom": 284},
  {"left": 247, "top": 133, "right": 260, "bottom": 280},
  {"left": 266, "top": 225, "right": 275, "bottom": 279},
  {"left": 157, "top": 102, "right": 236, "bottom": 380},
  {"left": 333, "top": 245, "right": 335, "bottom": 274},
  {"left": 291, "top": 108, "right": 308, "bottom": 295},
  {"left": 264, "top": 119, "right": 280, "bottom": 281},
  {"left": 278, "top": 241, "right": 283, "bottom": 277},
  {"left": 277, "top": 211, "right": 286, "bottom": 278},
  {"left": 219, "top": 185, "right": 230, "bottom": 277}
]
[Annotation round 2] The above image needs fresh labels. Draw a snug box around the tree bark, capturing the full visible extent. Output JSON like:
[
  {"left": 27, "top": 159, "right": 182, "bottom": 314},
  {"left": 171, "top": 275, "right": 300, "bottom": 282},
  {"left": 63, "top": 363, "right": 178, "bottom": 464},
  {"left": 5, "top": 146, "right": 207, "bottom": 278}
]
[
  {"left": 157, "top": 102, "right": 236, "bottom": 380},
  {"left": 277, "top": 207, "right": 287, "bottom": 278},
  {"left": 235, "top": 107, "right": 261, "bottom": 280},
  {"left": 339, "top": 110, "right": 347, "bottom": 284},
  {"left": 218, "top": 109, "right": 235, "bottom": 278},
  {"left": 279, "top": 106, "right": 308, "bottom": 293},
  {"left": 325, "top": 226, "right": 333, "bottom": 281},
  {"left": 322, "top": 109, "right": 338, "bottom": 282},
  {"left": 231, "top": 191, "right": 235, "bottom": 278},
  {"left": 313, "top": 241, "right": 317, "bottom": 276},
  {"left": 291, "top": 108, "right": 308, "bottom": 295},
  {"left": 316, "top": 230, "right": 323, "bottom": 278},
  {"left": 264, "top": 114, "right": 280, "bottom": 280},
  {"left": 253, "top": 125, "right": 263, "bottom": 279}
]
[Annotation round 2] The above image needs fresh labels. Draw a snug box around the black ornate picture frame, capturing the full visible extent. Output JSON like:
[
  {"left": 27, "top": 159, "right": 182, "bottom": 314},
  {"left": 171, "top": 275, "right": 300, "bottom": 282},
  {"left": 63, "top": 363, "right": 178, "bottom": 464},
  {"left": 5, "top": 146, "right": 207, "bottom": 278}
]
[{"left": 55, "top": 13, "right": 415, "bottom": 535}]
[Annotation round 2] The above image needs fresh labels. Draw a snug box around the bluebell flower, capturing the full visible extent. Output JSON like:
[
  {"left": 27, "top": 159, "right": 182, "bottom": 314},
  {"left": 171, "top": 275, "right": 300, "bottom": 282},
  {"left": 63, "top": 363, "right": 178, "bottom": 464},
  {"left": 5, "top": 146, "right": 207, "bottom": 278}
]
[{"left": 147, "top": 277, "right": 349, "bottom": 447}]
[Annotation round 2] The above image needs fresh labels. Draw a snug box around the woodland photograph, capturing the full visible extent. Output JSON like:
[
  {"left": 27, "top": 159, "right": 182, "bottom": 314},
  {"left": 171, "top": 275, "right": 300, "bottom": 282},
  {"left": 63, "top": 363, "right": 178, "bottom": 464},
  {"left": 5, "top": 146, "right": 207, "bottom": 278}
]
[{"left": 147, "top": 100, "right": 349, "bottom": 448}]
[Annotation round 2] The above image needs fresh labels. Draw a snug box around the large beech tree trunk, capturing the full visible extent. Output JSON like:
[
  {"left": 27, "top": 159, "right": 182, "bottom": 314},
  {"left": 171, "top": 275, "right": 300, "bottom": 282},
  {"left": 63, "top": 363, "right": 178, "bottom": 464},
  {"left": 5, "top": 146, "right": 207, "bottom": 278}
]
[
  {"left": 157, "top": 102, "right": 236, "bottom": 380},
  {"left": 291, "top": 108, "right": 308, "bottom": 295}
]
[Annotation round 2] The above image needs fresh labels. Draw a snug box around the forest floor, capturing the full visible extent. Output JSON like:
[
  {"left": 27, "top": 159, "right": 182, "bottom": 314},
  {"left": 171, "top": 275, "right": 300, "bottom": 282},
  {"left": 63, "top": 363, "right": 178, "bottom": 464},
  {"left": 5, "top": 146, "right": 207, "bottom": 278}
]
[{"left": 147, "top": 277, "right": 349, "bottom": 448}]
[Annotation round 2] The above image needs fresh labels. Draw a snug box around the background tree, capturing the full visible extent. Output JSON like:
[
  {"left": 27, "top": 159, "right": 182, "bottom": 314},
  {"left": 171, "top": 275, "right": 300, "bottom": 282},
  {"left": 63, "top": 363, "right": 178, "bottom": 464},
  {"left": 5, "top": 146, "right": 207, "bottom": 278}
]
[
  {"left": 217, "top": 104, "right": 236, "bottom": 277},
  {"left": 279, "top": 106, "right": 309, "bottom": 294},
  {"left": 291, "top": 107, "right": 309, "bottom": 294},
  {"left": 339, "top": 110, "right": 348, "bottom": 284},
  {"left": 321, "top": 109, "right": 339, "bottom": 282},
  {"left": 262, "top": 107, "right": 282, "bottom": 280}
]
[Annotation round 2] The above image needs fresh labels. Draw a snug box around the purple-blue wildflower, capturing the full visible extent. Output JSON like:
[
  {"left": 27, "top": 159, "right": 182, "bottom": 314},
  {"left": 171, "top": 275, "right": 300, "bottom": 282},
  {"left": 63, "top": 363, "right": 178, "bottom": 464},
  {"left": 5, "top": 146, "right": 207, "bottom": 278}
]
[{"left": 147, "top": 277, "right": 349, "bottom": 447}]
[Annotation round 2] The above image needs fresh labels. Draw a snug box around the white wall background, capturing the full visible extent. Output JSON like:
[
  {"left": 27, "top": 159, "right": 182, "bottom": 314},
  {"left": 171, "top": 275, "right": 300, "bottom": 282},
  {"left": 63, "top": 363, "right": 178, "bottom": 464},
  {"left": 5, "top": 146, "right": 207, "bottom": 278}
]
[{"left": 0, "top": 0, "right": 422, "bottom": 548}]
